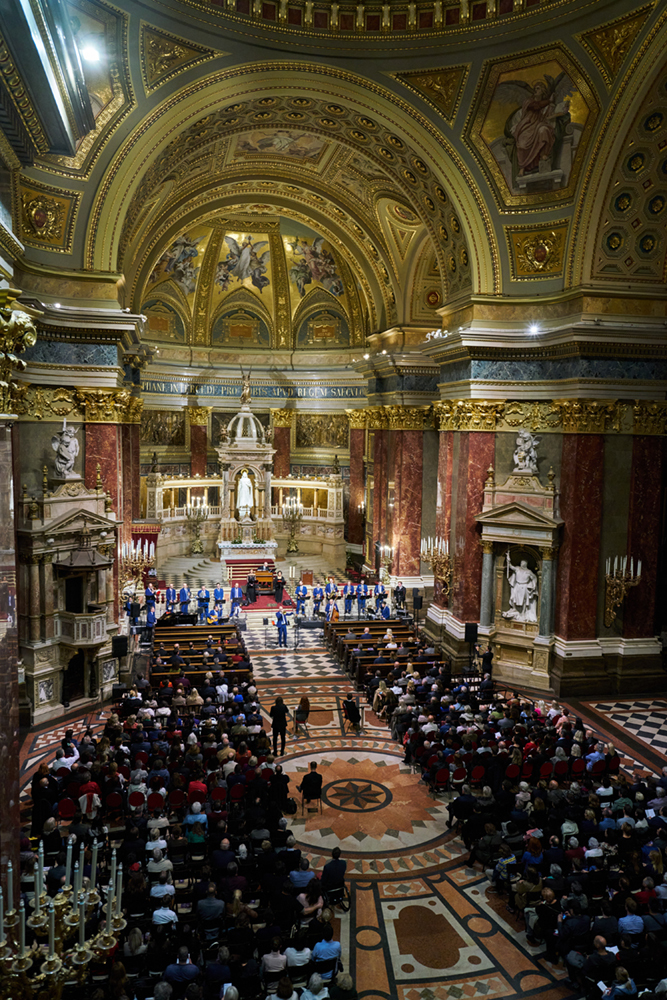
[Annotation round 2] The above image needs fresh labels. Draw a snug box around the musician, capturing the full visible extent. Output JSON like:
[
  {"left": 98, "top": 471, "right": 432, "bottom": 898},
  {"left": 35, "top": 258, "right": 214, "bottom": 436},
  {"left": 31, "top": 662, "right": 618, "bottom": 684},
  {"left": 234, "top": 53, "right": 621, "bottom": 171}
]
[
  {"left": 356, "top": 581, "right": 369, "bottom": 616},
  {"left": 145, "top": 604, "right": 156, "bottom": 635},
  {"left": 394, "top": 580, "right": 407, "bottom": 610},
  {"left": 275, "top": 608, "right": 293, "bottom": 648},
  {"left": 325, "top": 576, "right": 338, "bottom": 600},
  {"left": 374, "top": 580, "right": 387, "bottom": 610},
  {"left": 312, "top": 582, "right": 324, "bottom": 615},
  {"left": 230, "top": 583, "right": 243, "bottom": 618},
  {"left": 274, "top": 571, "right": 285, "bottom": 604},
  {"left": 325, "top": 599, "right": 340, "bottom": 622},
  {"left": 165, "top": 583, "right": 177, "bottom": 613},
  {"left": 342, "top": 581, "right": 355, "bottom": 615},
  {"left": 207, "top": 603, "right": 224, "bottom": 625},
  {"left": 197, "top": 584, "right": 210, "bottom": 623},
  {"left": 179, "top": 585, "right": 191, "bottom": 615},
  {"left": 246, "top": 572, "right": 257, "bottom": 604},
  {"left": 295, "top": 580, "right": 308, "bottom": 615},
  {"left": 213, "top": 582, "right": 225, "bottom": 609},
  {"left": 145, "top": 582, "right": 157, "bottom": 609},
  {"left": 380, "top": 601, "right": 391, "bottom": 620},
  {"left": 125, "top": 595, "right": 140, "bottom": 627}
]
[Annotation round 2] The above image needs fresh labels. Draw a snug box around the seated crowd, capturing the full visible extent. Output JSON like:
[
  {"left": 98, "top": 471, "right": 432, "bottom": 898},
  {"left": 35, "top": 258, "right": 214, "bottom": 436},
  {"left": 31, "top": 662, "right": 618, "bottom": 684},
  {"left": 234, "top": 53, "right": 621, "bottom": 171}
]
[
  {"left": 27, "top": 674, "right": 354, "bottom": 1000},
  {"left": 413, "top": 691, "right": 667, "bottom": 997}
]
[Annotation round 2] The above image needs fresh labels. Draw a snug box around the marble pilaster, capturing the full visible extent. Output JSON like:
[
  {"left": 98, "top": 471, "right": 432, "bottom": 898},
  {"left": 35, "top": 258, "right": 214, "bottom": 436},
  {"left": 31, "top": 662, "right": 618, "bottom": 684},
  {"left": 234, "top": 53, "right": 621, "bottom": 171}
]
[
  {"left": 391, "top": 429, "right": 423, "bottom": 578},
  {"left": 190, "top": 424, "right": 207, "bottom": 477},
  {"left": 273, "top": 426, "right": 290, "bottom": 477},
  {"left": 348, "top": 427, "right": 365, "bottom": 546},
  {"left": 451, "top": 432, "right": 495, "bottom": 623},
  {"left": 435, "top": 429, "right": 453, "bottom": 540},
  {"left": 555, "top": 434, "right": 604, "bottom": 640},
  {"left": 479, "top": 540, "right": 494, "bottom": 627},
  {"left": 539, "top": 547, "right": 555, "bottom": 637},
  {"left": 624, "top": 435, "right": 664, "bottom": 638},
  {"left": 372, "top": 429, "right": 388, "bottom": 570}
]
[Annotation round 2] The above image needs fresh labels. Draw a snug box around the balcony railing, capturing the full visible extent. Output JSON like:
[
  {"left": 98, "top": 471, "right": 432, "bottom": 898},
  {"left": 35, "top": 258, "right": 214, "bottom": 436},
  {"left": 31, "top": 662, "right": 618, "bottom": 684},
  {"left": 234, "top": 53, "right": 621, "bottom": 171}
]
[{"left": 55, "top": 610, "right": 109, "bottom": 645}]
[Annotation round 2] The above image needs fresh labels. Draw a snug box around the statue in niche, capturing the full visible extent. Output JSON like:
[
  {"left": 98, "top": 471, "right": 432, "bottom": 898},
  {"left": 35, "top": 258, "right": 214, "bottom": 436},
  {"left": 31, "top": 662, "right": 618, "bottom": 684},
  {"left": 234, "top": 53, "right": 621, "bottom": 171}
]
[
  {"left": 237, "top": 470, "right": 254, "bottom": 518},
  {"left": 503, "top": 548, "right": 539, "bottom": 623},
  {"left": 512, "top": 430, "right": 540, "bottom": 474},
  {"left": 51, "top": 418, "right": 80, "bottom": 478}
]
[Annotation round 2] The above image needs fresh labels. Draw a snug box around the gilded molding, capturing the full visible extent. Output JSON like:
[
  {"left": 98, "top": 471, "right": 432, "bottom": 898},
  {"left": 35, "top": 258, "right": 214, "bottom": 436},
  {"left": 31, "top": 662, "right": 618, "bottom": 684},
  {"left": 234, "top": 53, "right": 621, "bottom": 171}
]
[
  {"left": 9, "top": 383, "right": 143, "bottom": 423},
  {"left": 432, "top": 398, "right": 667, "bottom": 435},
  {"left": 432, "top": 399, "right": 505, "bottom": 431},
  {"left": 390, "top": 65, "right": 470, "bottom": 126},
  {"left": 0, "top": 32, "right": 49, "bottom": 154},
  {"left": 18, "top": 180, "right": 80, "bottom": 254},
  {"left": 270, "top": 408, "right": 294, "bottom": 427},
  {"left": 187, "top": 405, "right": 212, "bottom": 426},
  {"left": 346, "top": 409, "right": 367, "bottom": 429},
  {"left": 576, "top": 6, "right": 653, "bottom": 88},
  {"left": 632, "top": 401, "right": 667, "bottom": 436},
  {"left": 0, "top": 289, "right": 38, "bottom": 414},
  {"left": 140, "top": 23, "right": 220, "bottom": 95},
  {"left": 505, "top": 220, "right": 569, "bottom": 280}
]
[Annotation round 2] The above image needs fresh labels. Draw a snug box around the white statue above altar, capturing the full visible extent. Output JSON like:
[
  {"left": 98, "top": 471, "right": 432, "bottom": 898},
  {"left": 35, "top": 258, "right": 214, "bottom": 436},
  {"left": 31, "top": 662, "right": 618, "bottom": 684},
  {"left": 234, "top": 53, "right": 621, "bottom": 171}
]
[
  {"left": 237, "top": 470, "right": 254, "bottom": 518},
  {"left": 51, "top": 418, "right": 80, "bottom": 479},
  {"left": 512, "top": 430, "right": 540, "bottom": 474},
  {"left": 502, "top": 548, "right": 538, "bottom": 623}
]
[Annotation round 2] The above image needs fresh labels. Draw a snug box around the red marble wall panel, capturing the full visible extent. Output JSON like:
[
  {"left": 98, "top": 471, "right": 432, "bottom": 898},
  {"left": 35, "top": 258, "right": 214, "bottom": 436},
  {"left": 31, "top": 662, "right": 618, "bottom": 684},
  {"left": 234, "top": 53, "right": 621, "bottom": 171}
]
[
  {"left": 391, "top": 430, "right": 423, "bottom": 578},
  {"left": 372, "top": 430, "right": 388, "bottom": 572},
  {"left": 273, "top": 426, "right": 290, "bottom": 477},
  {"left": 190, "top": 424, "right": 207, "bottom": 477},
  {"left": 555, "top": 434, "right": 604, "bottom": 640},
  {"left": 450, "top": 432, "right": 495, "bottom": 623},
  {"left": 121, "top": 424, "right": 141, "bottom": 531},
  {"left": 435, "top": 429, "right": 453, "bottom": 539},
  {"left": 85, "top": 423, "right": 121, "bottom": 604},
  {"left": 348, "top": 427, "right": 365, "bottom": 546},
  {"left": 624, "top": 435, "right": 664, "bottom": 638}
]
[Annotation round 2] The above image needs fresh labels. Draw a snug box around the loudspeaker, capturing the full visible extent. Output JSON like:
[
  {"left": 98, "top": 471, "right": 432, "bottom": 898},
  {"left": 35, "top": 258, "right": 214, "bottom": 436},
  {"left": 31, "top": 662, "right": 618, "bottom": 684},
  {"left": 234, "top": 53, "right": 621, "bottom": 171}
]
[
  {"left": 112, "top": 635, "right": 128, "bottom": 658},
  {"left": 413, "top": 595, "right": 423, "bottom": 610},
  {"left": 130, "top": 602, "right": 141, "bottom": 619},
  {"left": 464, "top": 622, "right": 478, "bottom": 644},
  {"left": 112, "top": 683, "right": 127, "bottom": 700},
  {"left": 412, "top": 587, "right": 420, "bottom": 599}
]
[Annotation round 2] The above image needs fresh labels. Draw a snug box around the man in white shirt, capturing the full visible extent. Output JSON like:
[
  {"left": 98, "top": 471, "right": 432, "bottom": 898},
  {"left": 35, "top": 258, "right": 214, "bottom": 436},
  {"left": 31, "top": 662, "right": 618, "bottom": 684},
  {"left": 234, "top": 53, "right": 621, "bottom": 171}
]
[
  {"left": 150, "top": 872, "right": 176, "bottom": 902},
  {"left": 50, "top": 746, "right": 80, "bottom": 772},
  {"left": 152, "top": 901, "right": 178, "bottom": 928},
  {"left": 147, "top": 848, "right": 173, "bottom": 878}
]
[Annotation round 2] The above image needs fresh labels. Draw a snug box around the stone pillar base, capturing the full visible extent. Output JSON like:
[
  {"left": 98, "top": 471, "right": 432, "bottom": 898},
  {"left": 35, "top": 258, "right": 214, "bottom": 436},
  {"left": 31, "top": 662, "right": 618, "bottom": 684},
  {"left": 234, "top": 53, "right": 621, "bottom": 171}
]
[{"left": 551, "top": 637, "right": 665, "bottom": 697}]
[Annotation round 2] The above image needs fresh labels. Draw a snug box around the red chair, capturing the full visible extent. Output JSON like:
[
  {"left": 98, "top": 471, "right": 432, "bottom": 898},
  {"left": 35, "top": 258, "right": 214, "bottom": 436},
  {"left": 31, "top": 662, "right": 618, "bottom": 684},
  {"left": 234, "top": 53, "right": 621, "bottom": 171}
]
[
  {"left": 470, "top": 765, "right": 486, "bottom": 787},
  {"left": 55, "top": 767, "right": 70, "bottom": 780},
  {"left": 554, "top": 760, "right": 569, "bottom": 779},
  {"left": 607, "top": 755, "right": 621, "bottom": 774},
  {"left": 540, "top": 762, "right": 553, "bottom": 779},
  {"left": 426, "top": 754, "right": 439, "bottom": 769},
  {"left": 211, "top": 787, "right": 227, "bottom": 803},
  {"left": 105, "top": 791, "right": 123, "bottom": 815},
  {"left": 147, "top": 792, "right": 164, "bottom": 811},
  {"left": 188, "top": 788, "right": 207, "bottom": 804},
  {"left": 432, "top": 768, "right": 449, "bottom": 797},
  {"left": 450, "top": 766, "right": 467, "bottom": 791},
  {"left": 57, "top": 798, "right": 76, "bottom": 821},
  {"left": 245, "top": 769, "right": 256, "bottom": 783},
  {"left": 168, "top": 789, "right": 185, "bottom": 810},
  {"left": 521, "top": 762, "right": 533, "bottom": 779},
  {"left": 128, "top": 791, "right": 145, "bottom": 809},
  {"left": 134, "top": 751, "right": 149, "bottom": 766},
  {"left": 261, "top": 769, "right": 273, "bottom": 782},
  {"left": 119, "top": 765, "right": 131, "bottom": 781},
  {"left": 229, "top": 784, "right": 245, "bottom": 808},
  {"left": 505, "top": 764, "right": 520, "bottom": 780},
  {"left": 590, "top": 759, "right": 606, "bottom": 776},
  {"left": 571, "top": 758, "right": 585, "bottom": 778}
]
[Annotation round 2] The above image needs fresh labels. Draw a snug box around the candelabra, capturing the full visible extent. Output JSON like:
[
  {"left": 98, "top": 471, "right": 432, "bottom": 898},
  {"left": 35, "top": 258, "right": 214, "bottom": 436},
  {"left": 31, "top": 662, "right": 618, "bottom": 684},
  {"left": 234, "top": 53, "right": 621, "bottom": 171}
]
[
  {"left": 421, "top": 536, "right": 454, "bottom": 603},
  {"left": 0, "top": 841, "right": 124, "bottom": 1000},
  {"left": 604, "top": 554, "right": 642, "bottom": 627},
  {"left": 186, "top": 497, "right": 209, "bottom": 555},
  {"left": 120, "top": 539, "right": 155, "bottom": 596},
  {"left": 282, "top": 497, "right": 303, "bottom": 554},
  {"left": 379, "top": 544, "right": 393, "bottom": 584}
]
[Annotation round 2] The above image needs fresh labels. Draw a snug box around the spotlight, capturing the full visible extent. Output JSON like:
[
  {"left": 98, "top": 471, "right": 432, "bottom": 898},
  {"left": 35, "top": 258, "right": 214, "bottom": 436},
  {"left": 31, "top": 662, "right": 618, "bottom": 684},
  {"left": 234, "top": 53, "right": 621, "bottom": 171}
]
[
  {"left": 529, "top": 324, "right": 539, "bottom": 335},
  {"left": 80, "top": 46, "right": 101, "bottom": 63},
  {"left": 363, "top": 353, "right": 369, "bottom": 359}
]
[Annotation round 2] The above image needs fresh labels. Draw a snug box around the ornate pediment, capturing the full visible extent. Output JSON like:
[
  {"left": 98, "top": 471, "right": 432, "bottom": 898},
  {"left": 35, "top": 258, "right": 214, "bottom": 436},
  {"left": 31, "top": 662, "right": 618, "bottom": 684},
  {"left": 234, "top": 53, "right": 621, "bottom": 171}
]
[{"left": 476, "top": 499, "right": 562, "bottom": 548}]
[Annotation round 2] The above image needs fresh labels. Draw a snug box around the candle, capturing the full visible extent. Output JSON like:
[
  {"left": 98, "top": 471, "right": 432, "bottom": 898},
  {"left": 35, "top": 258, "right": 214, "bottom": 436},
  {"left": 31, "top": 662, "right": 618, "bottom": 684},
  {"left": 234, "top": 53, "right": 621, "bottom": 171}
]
[
  {"left": 18, "top": 900, "right": 25, "bottom": 958},
  {"left": 115, "top": 864, "right": 123, "bottom": 918},
  {"left": 38, "top": 843, "right": 44, "bottom": 900},
  {"left": 73, "top": 862, "right": 79, "bottom": 898},
  {"left": 65, "top": 837, "right": 73, "bottom": 887},
  {"left": 33, "top": 863, "right": 40, "bottom": 915},
  {"left": 110, "top": 849, "right": 117, "bottom": 897},
  {"left": 614, "top": 556, "right": 617, "bottom": 574},
  {"left": 0, "top": 886, "right": 4, "bottom": 941},
  {"left": 638, "top": 559, "right": 642, "bottom": 577},
  {"left": 7, "top": 862, "right": 13, "bottom": 912},
  {"left": 78, "top": 843, "right": 85, "bottom": 890},
  {"left": 78, "top": 894, "right": 85, "bottom": 949},
  {"left": 47, "top": 900, "right": 55, "bottom": 959},
  {"left": 90, "top": 840, "right": 98, "bottom": 893}
]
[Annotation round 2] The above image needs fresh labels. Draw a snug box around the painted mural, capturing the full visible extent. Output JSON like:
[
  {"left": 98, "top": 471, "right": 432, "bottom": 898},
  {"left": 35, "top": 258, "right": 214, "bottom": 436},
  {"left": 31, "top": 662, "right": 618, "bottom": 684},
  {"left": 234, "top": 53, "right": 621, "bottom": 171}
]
[
  {"left": 214, "top": 234, "right": 271, "bottom": 295},
  {"left": 148, "top": 228, "right": 211, "bottom": 296},
  {"left": 233, "top": 130, "right": 326, "bottom": 161},
  {"left": 141, "top": 298, "right": 187, "bottom": 343},
  {"left": 285, "top": 236, "right": 344, "bottom": 299}
]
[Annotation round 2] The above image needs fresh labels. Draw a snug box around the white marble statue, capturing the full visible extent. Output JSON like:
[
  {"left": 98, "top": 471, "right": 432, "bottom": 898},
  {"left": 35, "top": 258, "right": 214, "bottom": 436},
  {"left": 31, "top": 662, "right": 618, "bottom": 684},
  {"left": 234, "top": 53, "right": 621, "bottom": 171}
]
[
  {"left": 51, "top": 418, "right": 80, "bottom": 478},
  {"left": 237, "top": 470, "right": 254, "bottom": 517},
  {"left": 503, "top": 548, "right": 539, "bottom": 623},
  {"left": 512, "top": 430, "right": 540, "bottom": 474}
]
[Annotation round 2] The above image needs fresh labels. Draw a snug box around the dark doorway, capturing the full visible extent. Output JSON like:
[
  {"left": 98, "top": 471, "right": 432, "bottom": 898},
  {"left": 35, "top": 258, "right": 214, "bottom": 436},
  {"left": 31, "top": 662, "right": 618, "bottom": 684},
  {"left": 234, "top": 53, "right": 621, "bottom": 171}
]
[
  {"left": 65, "top": 576, "right": 84, "bottom": 613},
  {"left": 63, "top": 651, "right": 85, "bottom": 704}
]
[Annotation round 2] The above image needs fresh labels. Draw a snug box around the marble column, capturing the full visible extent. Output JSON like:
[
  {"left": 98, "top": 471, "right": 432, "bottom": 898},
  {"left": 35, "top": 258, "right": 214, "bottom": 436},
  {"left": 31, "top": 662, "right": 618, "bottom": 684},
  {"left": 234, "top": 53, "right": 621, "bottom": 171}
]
[
  {"left": 391, "top": 429, "right": 423, "bottom": 577},
  {"left": 121, "top": 423, "right": 141, "bottom": 524},
  {"left": 539, "top": 546, "right": 555, "bottom": 637},
  {"left": 29, "top": 555, "right": 41, "bottom": 642},
  {"left": 435, "top": 429, "right": 454, "bottom": 539},
  {"left": 273, "top": 427, "right": 290, "bottom": 477},
  {"left": 347, "top": 426, "right": 365, "bottom": 546},
  {"left": 450, "top": 432, "right": 495, "bottom": 623},
  {"left": 624, "top": 435, "right": 664, "bottom": 638},
  {"left": 479, "top": 540, "right": 494, "bottom": 627},
  {"left": 190, "top": 424, "right": 207, "bottom": 477},
  {"left": 372, "top": 429, "right": 388, "bottom": 571},
  {"left": 42, "top": 554, "right": 54, "bottom": 639},
  {"left": 555, "top": 434, "right": 604, "bottom": 639},
  {"left": 0, "top": 421, "right": 20, "bottom": 909},
  {"left": 85, "top": 424, "right": 121, "bottom": 509}
]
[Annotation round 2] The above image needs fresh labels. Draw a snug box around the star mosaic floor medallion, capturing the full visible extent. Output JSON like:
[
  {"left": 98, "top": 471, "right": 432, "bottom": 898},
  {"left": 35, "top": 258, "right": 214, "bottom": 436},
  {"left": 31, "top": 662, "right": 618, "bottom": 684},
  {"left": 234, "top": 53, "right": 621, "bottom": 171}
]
[{"left": 323, "top": 778, "right": 392, "bottom": 811}]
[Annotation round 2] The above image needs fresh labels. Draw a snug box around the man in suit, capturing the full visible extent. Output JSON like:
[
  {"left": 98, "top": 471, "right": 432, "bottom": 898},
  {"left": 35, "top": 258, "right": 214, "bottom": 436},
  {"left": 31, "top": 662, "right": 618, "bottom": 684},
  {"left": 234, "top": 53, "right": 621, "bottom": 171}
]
[
  {"left": 165, "top": 583, "right": 177, "bottom": 613},
  {"left": 312, "top": 582, "right": 324, "bottom": 616},
  {"left": 295, "top": 580, "right": 308, "bottom": 615},
  {"left": 321, "top": 847, "right": 347, "bottom": 892},
  {"left": 342, "top": 581, "right": 355, "bottom": 615},
  {"left": 145, "top": 582, "right": 157, "bottom": 610},
  {"left": 230, "top": 583, "right": 243, "bottom": 617},
  {"left": 394, "top": 581, "right": 407, "bottom": 610},
  {"left": 197, "top": 882, "right": 225, "bottom": 923},
  {"left": 356, "top": 581, "right": 369, "bottom": 616},
  {"left": 374, "top": 581, "right": 387, "bottom": 610},
  {"left": 325, "top": 599, "right": 339, "bottom": 622},
  {"left": 179, "top": 585, "right": 191, "bottom": 615},
  {"left": 213, "top": 583, "right": 225, "bottom": 609},
  {"left": 380, "top": 601, "right": 391, "bottom": 620},
  {"left": 197, "top": 584, "right": 210, "bottom": 623},
  {"left": 146, "top": 604, "right": 157, "bottom": 636},
  {"left": 297, "top": 761, "right": 322, "bottom": 804},
  {"left": 275, "top": 608, "right": 293, "bottom": 647},
  {"left": 325, "top": 577, "right": 338, "bottom": 601}
]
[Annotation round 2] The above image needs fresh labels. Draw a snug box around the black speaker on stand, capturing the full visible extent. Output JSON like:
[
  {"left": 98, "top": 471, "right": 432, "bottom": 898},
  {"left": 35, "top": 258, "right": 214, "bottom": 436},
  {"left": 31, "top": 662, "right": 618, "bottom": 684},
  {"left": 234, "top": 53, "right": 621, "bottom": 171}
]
[
  {"left": 112, "top": 635, "right": 128, "bottom": 659},
  {"left": 464, "top": 622, "right": 478, "bottom": 673},
  {"left": 413, "top": 591, "right": 423, "bottom": 627}
]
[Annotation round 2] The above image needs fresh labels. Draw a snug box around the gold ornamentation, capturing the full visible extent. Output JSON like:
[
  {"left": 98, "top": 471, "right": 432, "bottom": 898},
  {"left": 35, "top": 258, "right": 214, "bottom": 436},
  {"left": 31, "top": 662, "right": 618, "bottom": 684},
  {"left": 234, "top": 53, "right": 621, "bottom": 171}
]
[
  {"left": 385, "top": 405, "right": 430, "bottom": 430},
  {"left": 432, "top": 400, "right": 505, "bottom": 431},
  {"left": 604, "top": 564, "right": 641, "bottom": 628},
  {"left": 271, "top": 408, "right": 294, "bottom": 427},
  {"left": 506, "top": 222, "right": 569, "bottom": 279},
  {"left": 10, "top": 386, "right": 143, "bottom": 424},
  {"left": 0, "top": 289, "right": 38, "bottom": 415},
  {"left": 632, "top": 401, "right": 667, "bottom": 436},
  {"left": 577, "top": 7, "right": 652, "bottom": 87},
  {"left": 504, "top": 401, "right": 563, "bottom": 431},
  {"left": 0, "top": 32, "right": 49, "bottom": 154},
  {"left": 21, "top": 194, "right": 65, "bottom": 242},
  {"left": 541, "top": 546, "right": 555, "bottom": 560},
  {"left": 193, "top": 227, "right": 223, "bottom": 345},
  {"left": 187, "top": 405, "right": 212, "bottom": 426},
  {"left": 481, "top": 540, "right": 494, "bottom": 555},
  {"left": 19, "top": 182, "right": 79, "bottom": 252},
  {"left": 142, "top": 25, "right": 218, "bottom": 93},
  {"left": 552, "top": 399, "right": 624, "bottom": 434},
  {"left": 346, "top": 409, "right": 367, "bottom": 429}
]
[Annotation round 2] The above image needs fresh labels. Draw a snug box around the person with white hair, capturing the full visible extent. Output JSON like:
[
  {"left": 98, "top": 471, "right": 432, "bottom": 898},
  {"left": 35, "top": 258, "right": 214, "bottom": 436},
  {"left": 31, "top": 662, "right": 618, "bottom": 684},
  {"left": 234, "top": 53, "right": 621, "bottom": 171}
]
[
  {"left": 300, "top": 973, "right": 330, "bottom": 1000},
  {"left": 184, "top": 799, "right": 208, "bottom": 828}
]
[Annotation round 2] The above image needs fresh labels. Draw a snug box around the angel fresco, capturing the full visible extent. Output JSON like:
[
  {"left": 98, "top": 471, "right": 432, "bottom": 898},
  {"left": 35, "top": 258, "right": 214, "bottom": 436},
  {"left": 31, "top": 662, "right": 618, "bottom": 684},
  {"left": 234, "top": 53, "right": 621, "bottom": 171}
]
[
  {"left": 149, "top": 233, "right": 203, "bottom": 295},
  {"left": 287, "top": 237, "right": 344, "bottom": 298},
  {"left": 487, "top": 68, "right": 582, "bottom": 194},
  {"left": 216, "top": 235, "right": 270, "bottom": 294}
]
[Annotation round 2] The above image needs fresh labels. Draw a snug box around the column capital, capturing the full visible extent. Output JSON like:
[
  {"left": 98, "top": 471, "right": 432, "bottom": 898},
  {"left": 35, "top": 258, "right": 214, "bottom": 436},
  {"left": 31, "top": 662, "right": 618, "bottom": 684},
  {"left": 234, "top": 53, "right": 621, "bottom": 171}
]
[
  {"left": 187, "top": 406, "right": 212, "bottom": 426},
  {"left": 270, "top": 408, "right": 294, "bottom": 428},
  {"left": 540, "top": 545, "right": 557, "bottom": 559},
  {"left": 481, "top": 539, "right": 494, "bottom": 555}
]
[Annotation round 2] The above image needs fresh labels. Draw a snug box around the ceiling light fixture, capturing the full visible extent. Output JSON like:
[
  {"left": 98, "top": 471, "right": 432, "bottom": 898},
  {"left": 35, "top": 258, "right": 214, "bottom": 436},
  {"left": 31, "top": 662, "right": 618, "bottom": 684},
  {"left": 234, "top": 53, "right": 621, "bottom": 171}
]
[{"left": 80, "top": 46, "right": 101, "bottom": 63}]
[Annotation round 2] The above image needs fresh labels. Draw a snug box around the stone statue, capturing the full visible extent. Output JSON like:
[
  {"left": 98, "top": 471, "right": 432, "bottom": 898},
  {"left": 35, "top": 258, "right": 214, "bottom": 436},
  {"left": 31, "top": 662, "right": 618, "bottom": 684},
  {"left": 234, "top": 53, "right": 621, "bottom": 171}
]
[
  {"left": 237, "top": 469, "right": 254, "bottom": 517},
  {"left": 51, "top": 418, "right": 80, "bottom": 478},
  {"left": 332, "top": 453, "right": 340, "bottom": 474},
  {"left": 240, "top": 370, "right": 252, "bottom": 406},
  {"left": 503, "top": 548, "right": 538, "bottom": 623},
  {"left": 512, "top": 430, "right": 540, "bottom": 474}
]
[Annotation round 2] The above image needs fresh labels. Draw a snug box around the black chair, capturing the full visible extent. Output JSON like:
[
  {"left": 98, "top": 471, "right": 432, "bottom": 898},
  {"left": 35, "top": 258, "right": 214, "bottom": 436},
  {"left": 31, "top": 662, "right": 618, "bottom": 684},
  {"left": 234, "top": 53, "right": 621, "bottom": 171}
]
[
  {"left": 324, "top": 883, "right": 350, "bottom": 912},
  {"left": 313, "top": 955, "right": 340, "bottom": 983}
]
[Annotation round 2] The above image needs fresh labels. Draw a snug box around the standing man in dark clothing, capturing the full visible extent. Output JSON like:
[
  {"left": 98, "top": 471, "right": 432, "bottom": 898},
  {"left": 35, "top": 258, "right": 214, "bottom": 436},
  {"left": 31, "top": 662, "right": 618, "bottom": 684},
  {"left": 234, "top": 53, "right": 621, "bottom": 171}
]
[
  {"left": 321, "top": 847, "right": 347, "bottom": 891},
  {"left": 270, "top": 696, "right": 290, "bottom": 756}
]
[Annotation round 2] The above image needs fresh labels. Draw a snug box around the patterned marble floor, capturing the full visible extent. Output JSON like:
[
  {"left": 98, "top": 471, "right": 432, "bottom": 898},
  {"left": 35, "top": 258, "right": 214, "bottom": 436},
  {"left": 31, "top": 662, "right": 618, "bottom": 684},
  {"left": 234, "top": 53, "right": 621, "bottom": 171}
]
[{"left": 24, "top": 620, "right": 664, "bottom": 1000}]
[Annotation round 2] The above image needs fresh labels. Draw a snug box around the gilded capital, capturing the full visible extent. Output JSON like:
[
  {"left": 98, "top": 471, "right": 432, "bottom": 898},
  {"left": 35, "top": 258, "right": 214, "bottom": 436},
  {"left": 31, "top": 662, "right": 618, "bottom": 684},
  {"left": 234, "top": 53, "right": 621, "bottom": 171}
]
[
  {"left": 632, "top": 401, "right": 667, "bottom": 436},
  {"left": 385, "top": 405, "right": 429, "bottom": 430},
  {"left": 346, "top": 408, "right": 367, "bottom": 430},
  {"left": 271, "top": 408, "right": 294, "bottom": 428},
  {"left": 187, "top": 405, "right": 212, "bottom": 426},
  {"left": 432, "top": 399, "right": 505, "bottom": 432},
  {"left": 0, "top": 289, "right": 39, "bottom": 414},
  {"left": 540, "top": 545, "right": 556, "bottom": 560},
  {"left": 481, "top": 539, "right": 494, "bottom": 554},
  {"left": 75, "top": 388, "right": 143, "bottom": 424}
]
